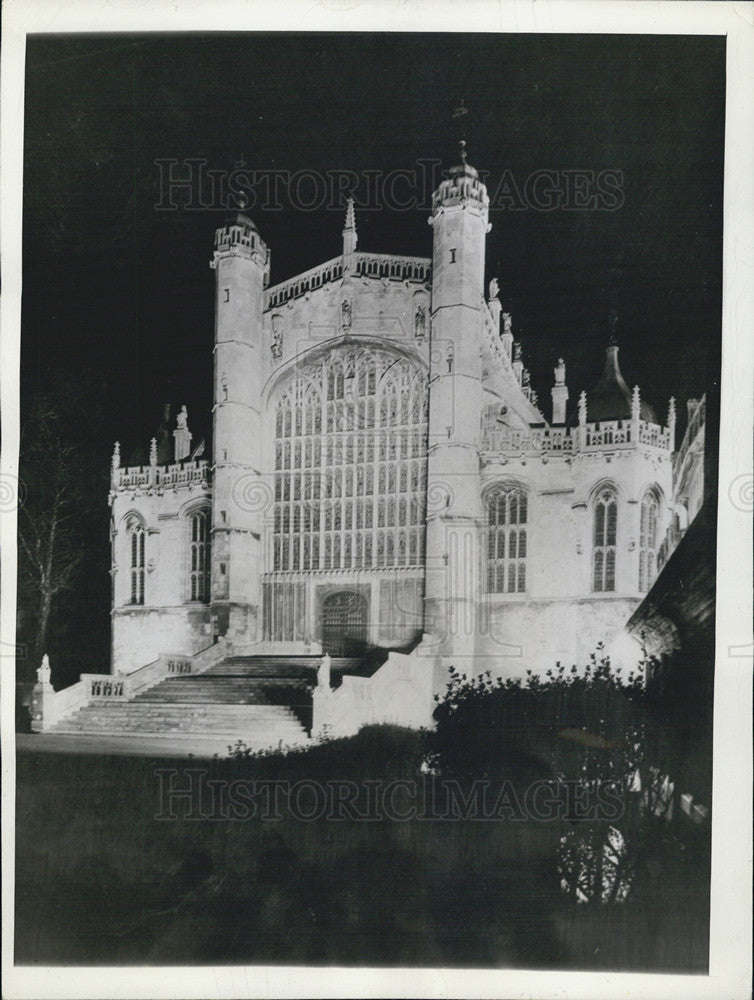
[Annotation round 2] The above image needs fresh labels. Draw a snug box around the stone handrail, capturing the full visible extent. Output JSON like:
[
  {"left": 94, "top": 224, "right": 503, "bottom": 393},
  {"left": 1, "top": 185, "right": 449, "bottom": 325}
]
[
  {"left": 31, "top": 639, "right": 230, "bottom": 731},
  {"left": 111, "top": 458, "right": 210, "bottom": 494},
  {"left": 312, "top": 647, "right": 435, "bottom": 739},
  {"left": 30, "top": 677, "right": 90, "bottom": 730}
]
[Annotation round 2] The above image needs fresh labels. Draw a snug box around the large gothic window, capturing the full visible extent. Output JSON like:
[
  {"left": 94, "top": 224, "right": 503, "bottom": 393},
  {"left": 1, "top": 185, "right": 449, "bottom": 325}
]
[
  {"left": 272, "top": 346, "right": 427, "bottom": 572},
  {"left": 486, "top": 485, "right": 528, "bottom": 593},
  {"left": 127, "top": 517, "right": 145, "bottom": 605},
  {"left": 639, "top": 490, "right": 660, "bottom": 593},
  {"left": 593, "top": 487, "right": 618, "bottom": 592},
  {"left": 189, "top": 509, "right": 210, "bottom": 602}
]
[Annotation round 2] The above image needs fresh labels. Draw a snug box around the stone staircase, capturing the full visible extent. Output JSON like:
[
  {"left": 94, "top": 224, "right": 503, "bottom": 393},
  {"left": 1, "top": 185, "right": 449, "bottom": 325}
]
[{"left": 44, "top": 655, "right": 360, "bottom": 752}]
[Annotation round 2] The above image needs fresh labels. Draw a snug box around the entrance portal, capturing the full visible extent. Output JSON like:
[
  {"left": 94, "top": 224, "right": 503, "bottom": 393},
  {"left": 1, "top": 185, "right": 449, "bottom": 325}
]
[{"left": 321, "top": 591, "right": 368, "bottom": 656}]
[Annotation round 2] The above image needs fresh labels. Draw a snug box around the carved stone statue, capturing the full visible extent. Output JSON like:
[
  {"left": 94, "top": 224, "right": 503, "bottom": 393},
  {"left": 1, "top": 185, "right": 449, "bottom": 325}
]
[
  {"left": 341, "top": 299, "right": 352, "bottom": 328},
  {"left": 317, "top": 652, "right": 332, "bottom": 690},
  {"left": 554, "top": 357, "right": 566, "bottom": 385},
  {"left": 489, "top": 277, "right": 499, "bottom": 300},
  {"left": 271, "top": 315, "right": 283, "bottom": 359},
  {"left": 414, "top": 304, "right": 426, "bottom": 341},
  {"left": 176, "top": 405, "right": 189, "bottom": 429},
  {"left": 37, "top": 654, "right": 52, "bottom": 687}
]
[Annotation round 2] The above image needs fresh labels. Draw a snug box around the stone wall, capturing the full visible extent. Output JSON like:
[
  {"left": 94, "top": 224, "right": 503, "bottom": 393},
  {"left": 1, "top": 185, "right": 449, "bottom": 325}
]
[{"left": 112, "top": 605, "right": 211, "bottom": 675}]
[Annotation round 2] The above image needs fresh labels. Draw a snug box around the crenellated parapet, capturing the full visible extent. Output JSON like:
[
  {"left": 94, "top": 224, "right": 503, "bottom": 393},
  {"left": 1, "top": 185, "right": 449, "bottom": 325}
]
[
  {"left": 480, "top": 414, "right": 673, "bottom": 464},
  {"left": 109, "top": 457, "right": 211, "bottom": 502},
  {"left": 265, "top": 252, "right": 430, "bottom": 310}
]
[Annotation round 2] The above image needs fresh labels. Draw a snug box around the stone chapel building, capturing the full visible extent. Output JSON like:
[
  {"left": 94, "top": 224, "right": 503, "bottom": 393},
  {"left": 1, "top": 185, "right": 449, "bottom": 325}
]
[{"left": 108, "top": 146, "right": 694, "bottom": 682}]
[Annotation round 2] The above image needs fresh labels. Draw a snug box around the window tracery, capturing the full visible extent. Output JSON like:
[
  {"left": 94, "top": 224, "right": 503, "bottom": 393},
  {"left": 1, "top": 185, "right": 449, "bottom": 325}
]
[{"left": 273, "top": 347, "right": 427, "bottom": 572}]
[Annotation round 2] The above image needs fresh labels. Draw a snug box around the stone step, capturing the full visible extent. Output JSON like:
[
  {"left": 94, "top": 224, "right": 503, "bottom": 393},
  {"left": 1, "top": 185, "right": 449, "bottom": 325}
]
[
  {"left": 49, "top": 700, "right": 306, "bottom": 739},
  {"left": 50, "top": 727, "right": 307, "bottom": 742},
  {"left": 203, "top": 655, "right": 359, "bottom": 677}
]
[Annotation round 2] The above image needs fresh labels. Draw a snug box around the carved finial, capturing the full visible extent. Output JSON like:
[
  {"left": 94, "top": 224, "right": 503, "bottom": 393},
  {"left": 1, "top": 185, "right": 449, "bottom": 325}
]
[
  {"left": 344, "top": 196, "right": 356, "bottom": 232},
  {"left": 554, "top": 358, "right": 566, "bottom": 386},
  {"left": 578, "top": 390, "right": 587, "bottom": 425},
  {"left": 343, "top": 196, "right": 357, "bottom": 258},
  {"left": 149, "top": 437, "right": 158, "bottom": 466},
  {"left": 631, "top": 384, "right": 641, "bottom": 418},
  {"left": 111, "top": 441, "right": 121, "bottom": 471},
  {"left": 489, "top": 277, "right": 499, "bottom": 301},
  {"left": 668, "top": 396, "right": 676, "bottom": 422}
]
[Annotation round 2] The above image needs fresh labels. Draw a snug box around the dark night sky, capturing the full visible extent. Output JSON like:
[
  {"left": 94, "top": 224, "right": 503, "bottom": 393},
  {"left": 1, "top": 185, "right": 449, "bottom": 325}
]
[
  {"left": 23, "top": 32, "right": 724, "bottom": 448},
  {"left": 20, "top": 32, "right": 724, "bottom": 675}
]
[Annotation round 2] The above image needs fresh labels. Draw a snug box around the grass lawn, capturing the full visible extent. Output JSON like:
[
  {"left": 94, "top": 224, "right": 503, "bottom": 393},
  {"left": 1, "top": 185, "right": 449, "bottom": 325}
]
[{"left": 15, "top": 726, "right": 709, "bottom": 968}]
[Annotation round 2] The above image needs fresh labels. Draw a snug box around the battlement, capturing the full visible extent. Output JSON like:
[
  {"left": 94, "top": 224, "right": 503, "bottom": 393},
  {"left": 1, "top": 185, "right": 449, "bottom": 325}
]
[
  {"left": 266, "top": 252, "right": 431, "bottom": 310},
  {"left": 481, "top": 417, "right": 672, "bottom": 461},
  {"left": 109, "top": 458, "right": 211, "bottom": 499}
]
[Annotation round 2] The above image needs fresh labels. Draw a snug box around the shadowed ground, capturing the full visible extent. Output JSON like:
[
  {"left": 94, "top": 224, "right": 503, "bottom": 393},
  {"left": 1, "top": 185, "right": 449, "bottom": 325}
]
[{"left": 15, "top": 726, "right": 709, "bottom": 969}]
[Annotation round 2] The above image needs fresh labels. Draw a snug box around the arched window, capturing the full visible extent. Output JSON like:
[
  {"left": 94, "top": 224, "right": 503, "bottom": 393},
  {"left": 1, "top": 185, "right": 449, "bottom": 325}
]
[
  {"left": 189, "top": 509, "right": 210, "bottom": 603},
  {"left": 593, "top": 487, "right": 618, "bottom": 592},
  {"left": 486, "top": 485, "right": 528, "bottom": 593},
  {"left": 127, "top": 517, "right": 145, "bottom": 605},
  {"left": 639, "top": 490, "right": 660, "bottom": 592},
  {"left": 271, "top": 346, "right": 427, "bottom": 573}
]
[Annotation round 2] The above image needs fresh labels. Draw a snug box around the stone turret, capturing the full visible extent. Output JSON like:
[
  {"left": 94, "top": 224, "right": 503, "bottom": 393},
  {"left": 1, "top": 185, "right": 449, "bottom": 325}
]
[
  {"left": 425, "top": 140, "right": 490, "bottom": 654},
  {"left": 209, "top": 205, "right": 270, "bottom": 638}
]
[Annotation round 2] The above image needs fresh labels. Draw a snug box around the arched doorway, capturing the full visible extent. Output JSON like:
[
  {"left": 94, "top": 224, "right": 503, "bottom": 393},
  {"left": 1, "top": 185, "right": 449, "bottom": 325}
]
[{"left": 321, "top": 591, "right": 368, "bottom": 656}]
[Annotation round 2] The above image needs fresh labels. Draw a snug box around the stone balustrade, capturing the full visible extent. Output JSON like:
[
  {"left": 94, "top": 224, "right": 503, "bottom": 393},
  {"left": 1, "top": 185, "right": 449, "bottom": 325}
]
[
  {"left": 265, "top": 252, "right": 431, "bottom": 309},
  {"left": 353, "top": 252, "right": 430, "bottom": 284},
  {"left": 111, "top": 458, "right": 210, "bottom": 495},
  {"left": 31, "top": 640, "right": 230, "bottom": 731},
  {"left": 481, "top": 416, "right": 672, "bottom": 461},
  {"left": 266, "top": 255, "right": 344, "bottom": 309},
  {"left": 312, "top": 644, "right": 436, "bottom": 739}
]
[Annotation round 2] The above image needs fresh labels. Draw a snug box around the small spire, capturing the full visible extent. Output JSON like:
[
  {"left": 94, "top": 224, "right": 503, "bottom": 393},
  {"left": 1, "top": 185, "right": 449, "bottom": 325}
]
[
  {"left": 668, "top": 397, "right": 677, "bottom": 450},
  {"left": 149, "top": 437, "right": 158, "bottom": 467},
  {"left": 111, "top": 441, "right": 121, "bottom": 471},
  {"left": 578, "top": 391, "right": 587, "bottom": 425},
  {"left": 344, "top": 196, "right": 356, "bottom": 231},
  {"left": 342, "top": 197, "right": 357, "bottom": 258},
  {"left": 631, "top": 384, "right": 641, "bottom": 419}
]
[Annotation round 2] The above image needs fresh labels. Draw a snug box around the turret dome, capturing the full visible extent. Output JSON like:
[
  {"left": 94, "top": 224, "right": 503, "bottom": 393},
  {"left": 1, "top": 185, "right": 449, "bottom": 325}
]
[{"left": 570, "top": 340, "right": 656, "bottom": 425}]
